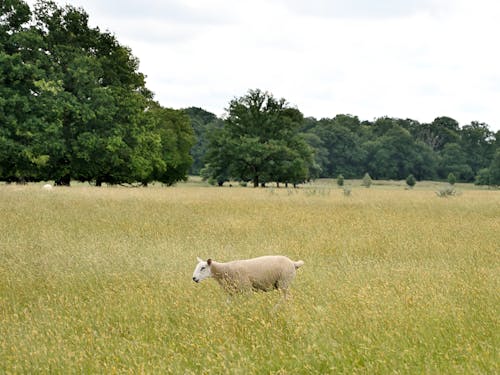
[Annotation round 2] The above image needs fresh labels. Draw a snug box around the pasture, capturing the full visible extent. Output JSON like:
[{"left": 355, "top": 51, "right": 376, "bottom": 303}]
[{"left": 0, "top": 182, "right": 498, "bottom": 373}]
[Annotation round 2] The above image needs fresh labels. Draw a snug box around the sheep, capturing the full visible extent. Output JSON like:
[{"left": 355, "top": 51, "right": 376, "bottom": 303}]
[
  {"left": 42, "top": 184, "right": 53, "bottom": 190},
  {"left": 192, "top": 255, "right": 304, "bottom": 299}
]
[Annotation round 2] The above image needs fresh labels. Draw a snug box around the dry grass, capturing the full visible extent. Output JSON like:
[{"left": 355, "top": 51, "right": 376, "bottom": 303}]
[{"left": 0, "top": 183, "right": 499, "bottom": 373}]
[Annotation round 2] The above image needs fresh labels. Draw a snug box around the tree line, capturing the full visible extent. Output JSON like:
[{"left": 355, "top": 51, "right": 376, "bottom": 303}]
[
  {"left": 186, "top": 94, "right": 500, "bottom": 187},
  {"left": 2, "top": 1, "right": 499, "bottom": 187}
]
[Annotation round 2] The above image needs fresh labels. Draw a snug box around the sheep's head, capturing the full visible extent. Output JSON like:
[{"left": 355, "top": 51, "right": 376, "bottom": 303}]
[{"left": 192, "top": 257, "right": 212, "bottom": 283}]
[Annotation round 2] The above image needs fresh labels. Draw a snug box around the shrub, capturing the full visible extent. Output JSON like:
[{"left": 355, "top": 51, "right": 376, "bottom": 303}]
[
  {"left": 337, "top": 174, "right": 344, "bottom": 187},
  {"left": 447, "top": 173, "right": 457, "bottom": 185},
  {"left": 362, "top": 173, "right": 372, "bottom": 188},
  {"left": 474, "top": 168, "right": 490, "bottom": 186},
  {"left": 406, "top": 174, "right": 416, "bottom": 188},
  {"left": 343, "top": 186, "right": 352, "bottom": 196}
]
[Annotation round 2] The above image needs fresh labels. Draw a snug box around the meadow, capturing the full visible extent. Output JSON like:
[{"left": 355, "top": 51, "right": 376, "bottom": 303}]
[{"left": 0, "top": 181, "right": 498, "bottom": 374}]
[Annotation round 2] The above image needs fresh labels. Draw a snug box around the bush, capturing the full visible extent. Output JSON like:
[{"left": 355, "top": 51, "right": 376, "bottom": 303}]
[
  {"left": 406, "top": 174, "right": 416, "bottom": 188},
  {"left": 342, "top": 186, "right": 352, "bottom": 196},
  {"left": 337, "top": 174, "right": 344, "bottom": 187},
  {"left": 362, "top": 173, "right": 372, "bottom": 188},
  {"left": 447, "top": 173, "right": 457, "bottom": 185},
  {"left": 474, "top": 168, "right": 490, "bottom": 186}
]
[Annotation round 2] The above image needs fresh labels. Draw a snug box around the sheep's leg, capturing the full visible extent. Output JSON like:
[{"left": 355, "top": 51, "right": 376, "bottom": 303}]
[
  {"left": 281, "top": 288, "right": 290, "bottom": 300},
  {"left": 275, "top": 278, "right": 291, "bottom": 300},
  {"left": 272, "top": 287, "right": 290, "bottom": 311}
]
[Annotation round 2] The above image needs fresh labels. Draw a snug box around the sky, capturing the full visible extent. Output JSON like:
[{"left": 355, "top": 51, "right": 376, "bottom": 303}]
[{"left": 25, "top": 0, "right": 500, "bottom": 131}]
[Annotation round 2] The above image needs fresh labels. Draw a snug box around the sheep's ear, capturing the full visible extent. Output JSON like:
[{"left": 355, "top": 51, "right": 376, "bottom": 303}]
[
  {"left": 207, "top": 258, "right": 212, "bottom": 266},
  {"left": 197, "top": 257, "right": 203, "bottom": 263}
]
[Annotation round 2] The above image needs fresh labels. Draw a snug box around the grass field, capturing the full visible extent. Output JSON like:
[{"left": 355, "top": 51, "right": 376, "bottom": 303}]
[{"left": 1, "top": 181, "right": 499, "bottom": 373}]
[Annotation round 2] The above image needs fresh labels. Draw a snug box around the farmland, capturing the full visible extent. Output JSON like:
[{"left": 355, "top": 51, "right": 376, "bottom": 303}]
[{"left": 0, "top": 181, "right": 498, "bottom": 373}]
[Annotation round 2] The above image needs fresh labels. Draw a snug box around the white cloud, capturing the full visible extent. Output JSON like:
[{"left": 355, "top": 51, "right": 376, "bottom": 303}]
[
  {"left": 24, "top": 0, "right": 500, "bottom": 130},
  {"left": 278, "top": 0, "right": 455, "bottom": 19}
]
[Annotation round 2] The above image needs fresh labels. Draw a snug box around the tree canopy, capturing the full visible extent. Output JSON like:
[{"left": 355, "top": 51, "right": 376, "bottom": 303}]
[
  {"left": 1, "top": 1, "right": 498, "bottom": 187},
  {"left": 201, "top": 89, "right": 315, "bottom": 187},
  {"left": 0, "top": 0, "right": 194, "bottom": 185},
  {"left": 195, "top": 108, "right": 498, "bottom": 185}
]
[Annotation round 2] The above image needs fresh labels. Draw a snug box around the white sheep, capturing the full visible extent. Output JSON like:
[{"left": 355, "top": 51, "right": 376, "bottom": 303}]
[
  {"left": 192, "top": 255, "right": 304, "bottom": 299},
  {"left": 42, "top": 184, "right": 53, "bottom": 190}
]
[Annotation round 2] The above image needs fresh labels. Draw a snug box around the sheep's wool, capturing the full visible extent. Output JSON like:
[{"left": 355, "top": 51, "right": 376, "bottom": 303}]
[{"left": 192, "top": 255, "right": 304, "bottom": 297}]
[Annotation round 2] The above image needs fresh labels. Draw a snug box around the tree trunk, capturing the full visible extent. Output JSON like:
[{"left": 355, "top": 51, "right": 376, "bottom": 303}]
[
  {"left": 253, "top": 175, "right": 259, "bottom": 188},
  {"left": 55, "top": 174, "right": 71, "bottom": 186}
]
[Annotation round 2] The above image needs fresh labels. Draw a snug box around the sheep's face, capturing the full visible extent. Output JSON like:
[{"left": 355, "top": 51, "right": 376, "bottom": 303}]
[{"left": 192, "top": 257, "right": 212, "bottom": 283}]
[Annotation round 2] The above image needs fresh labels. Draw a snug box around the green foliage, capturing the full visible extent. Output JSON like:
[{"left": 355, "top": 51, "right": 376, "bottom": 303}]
[
  {"left": 460, "top": 122, "right": 495, "bottom": 176},
  {"left": 439, "top": 144, "right": 474, "bottom": 182},
  {"left": 489, "top": 149, "right": 500, "bottom": 185},
  {"left": 145, "top": 104, "right": 195, "bottom": 185},
  {"left": 200, "top": 125, "right": 231, "bottom": 186},
  {"left": 474, "top": 168, "right": 490, "bottom": 186},
  {"left": 362, "top": 172, "right": 372, "bottom": 188},
  {"left": 364, "top": 124, "right": 427, "bottom": 180},
  {"left": 0, "top": 0, "right": 193, "bottom": 185},
  {"left": 406, "top": 174, "right": 416, "bottom": 188},
  {"left": 1, "top": 3, "right": 498, "bottom": 187},
  {"left": 203, "top": 89, "right": 314, "bottom": 187},
  {"left": 183, "top": 107, "right": 221, "bottom": 175},
  {"left": 337, "top": 174, "right": 344, "bottom": 187},
  {"left": 306, "top": 115, "right": 365, "bottom": 178},
  {"left": 447, "top": 172, "right": 457, "bottom": 185}
]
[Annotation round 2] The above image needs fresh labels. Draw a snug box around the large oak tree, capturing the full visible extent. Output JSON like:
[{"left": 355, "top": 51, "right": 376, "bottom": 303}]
[
  {"left": 0, "top": 0, "right": 194, "bottom": 185},
  {"left": 203, "top": 89, "right": 314, "bottom": 187}
]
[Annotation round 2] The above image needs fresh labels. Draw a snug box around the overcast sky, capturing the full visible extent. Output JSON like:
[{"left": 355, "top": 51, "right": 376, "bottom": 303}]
[{"left": 26, "top": 0, "right": 500, "bottom": 130}]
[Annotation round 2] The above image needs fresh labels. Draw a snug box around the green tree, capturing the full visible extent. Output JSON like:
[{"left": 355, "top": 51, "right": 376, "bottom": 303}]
[
  {"left": 203, "top": 89, "right": 313, "bottom": 187},
  {"left": 410, "top": 141, "right": 438, "bottom": 181},
  {"left": 406, "top": 174, "right": 416, "bottom": 188},
  {"left": 183, "top": 107, "right": 221, "bottom": 175},
  {"left": 147, "top": 104, "right": 195, "bottom": 185},
  {"left": 0, "top": 0, "right": 58, "bottom": 182},
  {"left": 460, "top": 121, "right": 495, "bottom": 176},
  {"left": 300, "top": 130, "right": 327, "bottom": 179},
  {"left": 200, "top": 125, "right": 232, "bottom": 186},
  {"left": 0, "top": 0, "right": 193, "bottom": 185},
  {"left": 439, "top": 143, "right": 473, "bottom": 181},
  {"left": 337, "top": 174, "right": 344, "bottom": 187},
  {"left": 34, "top": 0, "right": 153, "bottom": 185},
  {"left": 448, "top": 172, "right": 457, "bottom": 185},
  {"left": 474, "top": 168, "right": 490, "bottom": 186},
  {"left": 308, "top": 115, "right": 365, "bottom": 178},
  {"left": 362, "top": 172, "right": 372, "bottom": 188},
  {"left": 489, "top": 149, "right": 500, "bottom": 185},
  {"left": 364, "top": 125, "right": 419, "bottom": 180}
]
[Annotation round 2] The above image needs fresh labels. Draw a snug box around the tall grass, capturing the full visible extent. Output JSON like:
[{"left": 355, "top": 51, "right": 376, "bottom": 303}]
[{"left": 1, "top": 184, "right": 498, "bottom": 373}]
